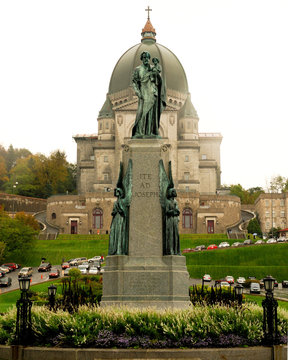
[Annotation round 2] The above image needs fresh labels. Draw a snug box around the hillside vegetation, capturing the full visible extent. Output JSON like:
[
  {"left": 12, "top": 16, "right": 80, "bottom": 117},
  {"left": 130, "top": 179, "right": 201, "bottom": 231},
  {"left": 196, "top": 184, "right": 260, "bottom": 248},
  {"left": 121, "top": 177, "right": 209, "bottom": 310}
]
[{"left": 5, "top": 234, "right": 288, "bottom": 281}]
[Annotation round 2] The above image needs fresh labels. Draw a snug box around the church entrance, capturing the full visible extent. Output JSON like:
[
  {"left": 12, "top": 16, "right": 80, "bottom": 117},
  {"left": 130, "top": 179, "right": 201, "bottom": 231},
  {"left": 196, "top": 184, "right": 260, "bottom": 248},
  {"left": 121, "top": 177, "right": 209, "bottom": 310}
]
[
  {"left": 70, "top": 220, "right": 78, "bottom": 234},
  {"left": 207, "top": 220, "right": 214, "bottom": 234}
]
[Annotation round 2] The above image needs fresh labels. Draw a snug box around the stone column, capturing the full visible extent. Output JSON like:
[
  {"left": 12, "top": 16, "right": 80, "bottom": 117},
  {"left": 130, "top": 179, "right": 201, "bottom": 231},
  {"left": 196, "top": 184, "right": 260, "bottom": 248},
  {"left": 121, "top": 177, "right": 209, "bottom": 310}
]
[{"left": 101, "top": 140, "right": 190, "bottom": 309}]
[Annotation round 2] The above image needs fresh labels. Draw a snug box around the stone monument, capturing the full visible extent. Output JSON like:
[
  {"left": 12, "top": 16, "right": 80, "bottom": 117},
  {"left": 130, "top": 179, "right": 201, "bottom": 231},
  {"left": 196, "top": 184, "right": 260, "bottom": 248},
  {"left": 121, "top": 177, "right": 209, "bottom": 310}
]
[{"left": 101, "top": 53, "right": 190, "bottom": 309}]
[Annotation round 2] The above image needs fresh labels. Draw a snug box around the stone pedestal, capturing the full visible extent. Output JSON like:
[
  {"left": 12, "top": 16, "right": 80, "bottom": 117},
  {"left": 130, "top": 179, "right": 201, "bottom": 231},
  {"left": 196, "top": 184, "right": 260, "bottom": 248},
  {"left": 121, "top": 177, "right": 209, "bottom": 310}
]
[{"left": 101, "top": 140, "right": 190, "bottom": 309}]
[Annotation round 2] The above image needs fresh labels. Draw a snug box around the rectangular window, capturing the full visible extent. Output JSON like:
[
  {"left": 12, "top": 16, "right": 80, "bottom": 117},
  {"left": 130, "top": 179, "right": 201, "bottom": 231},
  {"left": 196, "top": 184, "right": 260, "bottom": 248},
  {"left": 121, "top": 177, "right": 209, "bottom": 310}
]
[
  {"left": 103, "top": 173, "right": 109, "bottom": 181},
  {"left": 265, "top": 211, "right": 270, "bottom": 218},
  {"left": 265, "top": 200, "right": 269, "bottom": 207},
  {"left": 281, "top": 211, "right": 285, "bottom": 217},
  {"left": 184, "top": 172, "right": 190, "bottom": 181},
  {"left": 185, "top": 155, "right": 189, "bottom": 162},
  {"left": 106, "top": 122, "right": 109, "bottom": 129},
  {"left": 185, "top": 186, "right": 189, "bottom": 192},
  {"left": 104, "top": 156, "right": 108, "bottom": 162},
  {"left": 201, "top": 154, "right": 207, "bottom": 160},
  {"left": 266, "top": 221, "right": 270, "bottom": 229},
  {"left": 280, "top": 199, "right": 285, "bottom": 207}
]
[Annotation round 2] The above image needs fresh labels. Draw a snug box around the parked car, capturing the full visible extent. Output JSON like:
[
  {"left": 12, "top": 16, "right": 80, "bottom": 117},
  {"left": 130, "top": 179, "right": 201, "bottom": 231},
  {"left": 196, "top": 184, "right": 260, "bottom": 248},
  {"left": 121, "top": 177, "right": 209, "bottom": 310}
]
[
  {"left": 88, "top": 256, "right": 101, "bottom": 263},
  {"left": 219, "top": 242, "right": 230, "bottom": 248},
  {"left": 225, "top": 275, "right": 234, "bottom": 284},
  {"left": 78, "top": 264, "right": 90, "bottom": 274},
  {"left": 182, "top": 248, "right": 194, "bottom": 253},
  {"left": 282, "top": 280, "right": 288, "bottom": 288},
  {"left": 0, "top": 277, "right": 12, "bottom": 287},
  {"left": 69, "top": 257, "right": 87, "bottom": 266},
  {"left": 195, "top": 245, "right": 206, "bottom": 251},
  {"left": 2, "top": 263, "right": 20, "bottom": 270},
  {"left": 203, "top": 274, "right": 212, "bottom": 282},
  {"left": 231, "top": 242, "right": 242, "bottom": 247},
  {"left": 255, "top": 240, "right": 265, "bottom": 245},
  {"left": 250, "top": 282, "right": 261, "bottom": 294},
  {"left": 18, "top": 267, "right": 33, "bottom": 278},
  {"left": 236, "top": 277, "right": 246, "bottom": 284},
  {"left": 64, "top": 268, "right": 70, "bottom": 276},
  {"left": 220, "top": 281, "right": 230, "bottom": 288},
  {"left": 277, "top": 237, "right": 287, "bottom": 243},
  {"left": 0, "top": 266, "right": 10, "bottom": 274},
  {"left": 61, "top": 262, "right": 70, "bottom": 270},
  {"left": 207, "top": 244, "right": 218, "bottom": 250},
  {"left": 244, "top": 239, "right": 253, "bottom": 245},
  {"left": 38, "top": 262, "right": 52, "bottom": 272},
  {"left": 49, "top": 268, "right": 60, "bottom": 278},
  {"left": 88, "top": 265, "right": 100, "bottom": 275},
  {"left": 267, "top": 238, "right": 277, "bottom": 244}
]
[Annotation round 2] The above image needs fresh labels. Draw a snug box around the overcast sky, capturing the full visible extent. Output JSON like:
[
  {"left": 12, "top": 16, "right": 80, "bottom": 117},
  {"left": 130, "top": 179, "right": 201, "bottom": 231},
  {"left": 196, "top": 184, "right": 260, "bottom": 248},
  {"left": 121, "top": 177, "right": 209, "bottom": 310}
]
[{"left": 1, "top": 0, "right": 287, "bottom": 191}]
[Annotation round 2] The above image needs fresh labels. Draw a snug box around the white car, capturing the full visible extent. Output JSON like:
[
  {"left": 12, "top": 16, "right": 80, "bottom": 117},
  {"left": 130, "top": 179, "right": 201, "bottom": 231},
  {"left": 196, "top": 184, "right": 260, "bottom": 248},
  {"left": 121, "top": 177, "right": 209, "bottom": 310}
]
[
  {"left": 267, "top": 238, "right": 277, "bottom": 244},
  {"left": 203, "top": 274, "right": 211, "bottom": 282},
  {"left": 220, "top": 281, "right": 230, "bottom": 288},
  {"left": 219, "top": 242, "right": 230, "bottom": 248},
  {"left": 277, "top": 237, "right": 287, "bottom": 242},
  {"left": 225, "top": 275, "right": 234, "bottom": 284},
  {"left": 78, "top": 264, "right": 90, "bottom": 274},
  {"left": 88, "top": 265, "right": 100, "bottom": 275},
  {"left": 88, "top": 256, "right": 101, "bottom": 263},
  {"left": 237, "top": 277, "right": 246, "bottom": 284}
]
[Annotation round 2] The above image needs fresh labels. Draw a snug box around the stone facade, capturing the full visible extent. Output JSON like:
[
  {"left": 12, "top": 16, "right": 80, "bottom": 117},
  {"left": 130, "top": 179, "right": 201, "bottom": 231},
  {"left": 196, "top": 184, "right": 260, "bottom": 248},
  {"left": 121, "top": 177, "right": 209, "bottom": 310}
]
[
  {"left": 255, "top": 193, "right": 288, "bottom": 235},
  {"left": 0, "top": 193, "right": 47, "bottom": 215},
  {"left": 46, "top": 17, "right": 242, "bottom": 235}
]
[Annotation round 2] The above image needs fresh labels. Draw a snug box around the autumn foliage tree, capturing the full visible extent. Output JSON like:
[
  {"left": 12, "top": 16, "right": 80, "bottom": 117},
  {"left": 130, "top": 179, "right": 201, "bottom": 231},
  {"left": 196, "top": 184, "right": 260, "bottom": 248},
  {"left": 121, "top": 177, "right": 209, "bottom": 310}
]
[{"left": 0, "top": 145, "right": 76, "bottom": 198}]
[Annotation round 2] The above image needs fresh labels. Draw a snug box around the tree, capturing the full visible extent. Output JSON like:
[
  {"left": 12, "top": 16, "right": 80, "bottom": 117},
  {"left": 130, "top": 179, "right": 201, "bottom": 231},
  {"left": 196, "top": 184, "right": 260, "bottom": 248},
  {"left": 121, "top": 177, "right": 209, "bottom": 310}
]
[
  {"left": 15, "top": 212, "right": 40, "bottom": 231},
  {"left": 269, "top": 175, "right": 288, "bottom": 193},
  {"left": 247, "top": 217, "right": 262, "bottom": 237},
  {"left": 229, "top": 184, "right": 264, "bottom": 204},
  {"left": 0, "top": 210, "right": 38, "bottom": 258}
]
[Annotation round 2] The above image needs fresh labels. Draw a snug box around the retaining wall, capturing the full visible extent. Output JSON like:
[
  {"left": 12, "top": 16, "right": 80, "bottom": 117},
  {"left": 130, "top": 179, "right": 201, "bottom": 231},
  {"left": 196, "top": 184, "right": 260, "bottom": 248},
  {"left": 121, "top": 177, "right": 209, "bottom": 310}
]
[{"left": 0, "top": 345, "right": 287, "bottom": 360}]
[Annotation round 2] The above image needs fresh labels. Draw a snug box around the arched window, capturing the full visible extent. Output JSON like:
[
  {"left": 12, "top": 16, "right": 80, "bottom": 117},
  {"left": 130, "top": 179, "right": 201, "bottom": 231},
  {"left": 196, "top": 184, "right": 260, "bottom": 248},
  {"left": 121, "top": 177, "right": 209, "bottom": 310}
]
[
  {"left": 51, "top": 213, "right": 56, "bottom": 220},
  {"left": 182, "top": 208, "right": 192, "bottom": 229},
  {"left": 92, "top": 208, "right": 103, "bottom": 229}
]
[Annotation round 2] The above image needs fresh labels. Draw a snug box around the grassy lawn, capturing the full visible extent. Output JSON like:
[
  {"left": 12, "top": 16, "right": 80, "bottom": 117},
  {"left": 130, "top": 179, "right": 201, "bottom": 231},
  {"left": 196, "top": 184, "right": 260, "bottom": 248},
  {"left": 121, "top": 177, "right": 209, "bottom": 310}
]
[
  {"left": 0, "top": 280, "right": 62, "bottom": 313},
  {"left": 245, "top": 294, "right": 288, "bottom": 310}
]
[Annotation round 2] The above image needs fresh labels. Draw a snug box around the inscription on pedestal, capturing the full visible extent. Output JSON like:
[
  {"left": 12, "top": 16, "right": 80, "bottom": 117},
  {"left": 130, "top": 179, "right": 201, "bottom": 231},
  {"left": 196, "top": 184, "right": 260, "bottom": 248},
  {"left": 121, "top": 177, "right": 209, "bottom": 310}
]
[{"left": 125, "top": 272, "right": 164, "bottom": 295}]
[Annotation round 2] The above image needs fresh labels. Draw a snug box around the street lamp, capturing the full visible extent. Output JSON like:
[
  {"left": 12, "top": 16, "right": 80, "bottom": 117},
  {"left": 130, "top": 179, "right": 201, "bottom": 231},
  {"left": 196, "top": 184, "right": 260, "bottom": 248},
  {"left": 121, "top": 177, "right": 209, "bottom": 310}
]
[
  {"left": 16, "top": 277, "right": 32, "bottom": 345},
  {"left": 234, "top": 284, "right": 243, "bottom": 305},
  {"left": 262, "top": 275, "right": 279, "bottom": 345},
  {"left": 48, "top": 284, "right": 57, "bottom": 311}
]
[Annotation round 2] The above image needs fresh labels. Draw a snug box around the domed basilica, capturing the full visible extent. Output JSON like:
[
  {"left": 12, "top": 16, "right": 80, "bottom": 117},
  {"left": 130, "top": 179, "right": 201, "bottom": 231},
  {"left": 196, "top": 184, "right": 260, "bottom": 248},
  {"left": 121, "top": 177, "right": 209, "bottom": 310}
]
[{"left": 47, "top": 15, "right": 241, "bottom": 235}]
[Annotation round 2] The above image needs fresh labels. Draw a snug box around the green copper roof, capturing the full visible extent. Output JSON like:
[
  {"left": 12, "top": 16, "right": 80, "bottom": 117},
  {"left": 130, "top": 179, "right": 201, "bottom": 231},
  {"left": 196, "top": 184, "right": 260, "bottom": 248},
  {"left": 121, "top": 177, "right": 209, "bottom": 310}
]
[
  {"left": 98, "top": 96, "right": 114, "bottom": 119},
  {"left": 179, "top": 94, "right": 199, "bottom": 119},
  {"left": 108, "top": 39, "right": 189, "bottom": 95}
]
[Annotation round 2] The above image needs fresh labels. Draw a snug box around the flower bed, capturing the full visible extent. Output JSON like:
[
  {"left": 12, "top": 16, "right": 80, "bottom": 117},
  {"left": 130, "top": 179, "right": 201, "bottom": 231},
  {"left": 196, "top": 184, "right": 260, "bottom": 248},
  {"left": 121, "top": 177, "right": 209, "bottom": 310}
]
[{"left": 0, "top": 304, "right": 287, "bottom": 348}]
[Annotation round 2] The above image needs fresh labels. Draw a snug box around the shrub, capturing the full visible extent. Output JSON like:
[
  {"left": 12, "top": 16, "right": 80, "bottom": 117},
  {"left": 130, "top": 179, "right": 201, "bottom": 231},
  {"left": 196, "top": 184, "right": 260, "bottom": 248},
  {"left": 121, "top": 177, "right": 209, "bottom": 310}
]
[{"left": 0, "top": 303, "right": 287, "bottom": 348}]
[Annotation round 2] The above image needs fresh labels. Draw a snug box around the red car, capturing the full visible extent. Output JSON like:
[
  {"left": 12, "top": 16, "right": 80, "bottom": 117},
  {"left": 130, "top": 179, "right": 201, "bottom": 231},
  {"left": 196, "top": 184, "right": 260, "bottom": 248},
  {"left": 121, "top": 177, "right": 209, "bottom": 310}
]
[
  {"left": 207, "top": 244, "right": 218, "bottom": 250},
  {"left": 49, "top": 268, "right": 60, "bottom": 278},
  {"left": 182, "top": 248, "right": 194, "bottom": 253},
  {"left": 61, "top": 262, "right": 70, "bottom": 270},
  {"left": 2, "top": 263, "right": 20, "bottom": 270}
]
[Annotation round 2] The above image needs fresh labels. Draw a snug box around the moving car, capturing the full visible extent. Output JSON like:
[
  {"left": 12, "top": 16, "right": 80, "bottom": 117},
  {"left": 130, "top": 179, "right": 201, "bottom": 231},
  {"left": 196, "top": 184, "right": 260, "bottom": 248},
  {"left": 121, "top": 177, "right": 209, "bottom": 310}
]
[
  {"left": 236, "top": 277, "right": 246, "bottom": 284},
  {"left": 38, "top": 262, "right": 52, "bottom": 272},
  {"left": 18, "top": 267, "right": 33, "bottom": 278},
  {"left": 49, "top": 268, "right": 60, "bottom": 278},
  {"left": 219, "top": 242, "right": 230, "bottom": 248},
  {"left": 207, "top": 244, "right": 218, "bottom": 250},
  {"left": 203, "top": 274, "right": 212, "bottom": 282},
  {"left": 225, "top": 275, "right": 234, "bottom": 284},
  {"left": 0, "top": 277, "right": 12, "bottom": 287},
  {"left": 250, "top": 282, "right": 261, "bottom": 294}
]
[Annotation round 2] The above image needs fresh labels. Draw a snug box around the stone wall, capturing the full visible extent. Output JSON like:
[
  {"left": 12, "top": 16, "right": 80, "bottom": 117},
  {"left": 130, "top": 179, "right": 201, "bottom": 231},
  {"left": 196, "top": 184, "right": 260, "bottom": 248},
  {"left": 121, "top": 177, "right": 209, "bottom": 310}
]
[
  {"left": 0, "top": 193, "right": 47, "bottom": 214},
  {"left": 0, "top": 345, "right": 286, "bottom": 360}
]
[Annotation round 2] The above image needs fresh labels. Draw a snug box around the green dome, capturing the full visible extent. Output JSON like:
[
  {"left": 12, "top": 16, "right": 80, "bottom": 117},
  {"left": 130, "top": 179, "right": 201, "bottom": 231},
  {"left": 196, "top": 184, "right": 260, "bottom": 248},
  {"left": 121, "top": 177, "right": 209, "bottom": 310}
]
[{"left": 108, "top": 39, "right": 189, "bottom": 95}]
